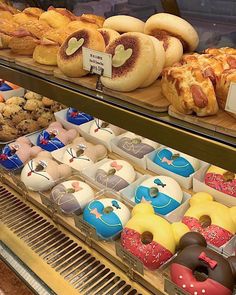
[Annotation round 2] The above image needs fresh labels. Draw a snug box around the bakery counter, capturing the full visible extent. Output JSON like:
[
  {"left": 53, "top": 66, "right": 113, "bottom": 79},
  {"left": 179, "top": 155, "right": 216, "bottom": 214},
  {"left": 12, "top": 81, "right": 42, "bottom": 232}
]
[{"left": 0, "top": 59, "right": 235, "bottom": 172}]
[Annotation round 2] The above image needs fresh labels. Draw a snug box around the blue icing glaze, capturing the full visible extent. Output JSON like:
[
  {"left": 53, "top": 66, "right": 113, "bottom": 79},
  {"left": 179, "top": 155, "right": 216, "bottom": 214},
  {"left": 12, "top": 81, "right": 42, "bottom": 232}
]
[
  {"left": 0, "top": 145, "right": 23, "bottom": 170},
  {"left": 83, "top": 200, "right": 123, "bottom": 239},
  {"left": 154, "top": 149, "right": 194, "bottom": 177},
  {"left": 135, "top": 186, "right": 180, "bottom": 215},
  {"left": 0, "top": 82, "right": 12, "bottom": 91},
  {"left": 67, "top": 108, "right": 93, "bottom": 125},
  {"left": 37, "top": 130, "right": 65, "bottom": 152}
]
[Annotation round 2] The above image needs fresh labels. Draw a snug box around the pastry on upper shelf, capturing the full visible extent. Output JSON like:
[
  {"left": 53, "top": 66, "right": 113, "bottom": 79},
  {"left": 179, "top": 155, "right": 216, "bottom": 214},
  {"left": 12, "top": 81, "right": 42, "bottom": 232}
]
[
  {"left": 103, "top": 15, "right": 145, "bottom": 33},
  {"left": 0, "top": 18, "right": 19, "bottom": 49},
  {"left": 144, "top": 13, "right": 199, "bottom": 52},
  {"left": 98, "top": 28, "right": 120, "bottom": 47},
  {"left": 0, "top": 2, "right": 19, "bottom": 20},
  {"left": 161, "top": 64, "right": 219, "bottom": 116},
  {"left": 204, "top": 47, "right": 236, "bottom": 56},
  {"left": 13, "top": 7, "right": 44, "bottom": 25},
  {"left": 80, "top": 14, "right": 105, "bottom": 28},
  {"left": 57, "top": 28, "right": 105, "bottom": 78}
]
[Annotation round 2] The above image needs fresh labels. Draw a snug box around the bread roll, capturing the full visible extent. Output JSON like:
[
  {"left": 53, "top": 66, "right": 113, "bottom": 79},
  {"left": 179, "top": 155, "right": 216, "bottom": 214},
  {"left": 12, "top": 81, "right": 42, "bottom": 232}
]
[
  {"left": 103, "top": 15, "right": 145, "bottom": 33},
  {"left": 98, "top": 28, "right": 120, "bottom": 47}
]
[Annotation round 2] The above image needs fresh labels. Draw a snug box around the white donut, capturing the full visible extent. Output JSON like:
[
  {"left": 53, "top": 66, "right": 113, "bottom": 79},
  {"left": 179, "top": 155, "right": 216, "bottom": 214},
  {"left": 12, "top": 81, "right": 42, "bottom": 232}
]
[
  {"left": 89, "top": 119, "right": 122, "bottom": 143},
  {"left": 103, "top": 15, "right": 145, "bottom": 33},
  {"left": 62, "top": 146, "right": 94, "bottom": 171}
]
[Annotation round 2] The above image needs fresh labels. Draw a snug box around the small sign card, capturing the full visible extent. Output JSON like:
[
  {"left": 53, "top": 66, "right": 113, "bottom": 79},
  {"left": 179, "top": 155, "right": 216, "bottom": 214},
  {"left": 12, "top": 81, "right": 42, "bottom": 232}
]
[
  {"left": 82, "top": 47, "right": 112, "bottom": 78},
  {"left": 225, "top": 82, "right": 236, "bottom": 115}
]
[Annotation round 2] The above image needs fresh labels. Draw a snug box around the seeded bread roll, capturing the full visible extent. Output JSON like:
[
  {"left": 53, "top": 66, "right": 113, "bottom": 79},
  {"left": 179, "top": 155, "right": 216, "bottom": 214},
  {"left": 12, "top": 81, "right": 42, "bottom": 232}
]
[{"left": 103, "top": 15, "right": 145, "bottom": 33}]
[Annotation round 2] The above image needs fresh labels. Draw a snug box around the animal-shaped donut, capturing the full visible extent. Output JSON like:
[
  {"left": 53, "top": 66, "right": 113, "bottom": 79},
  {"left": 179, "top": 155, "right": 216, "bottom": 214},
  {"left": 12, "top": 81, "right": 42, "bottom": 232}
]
[
  {"left": 135, "top": 176, "right": 183, "bottom": 215},
  {"left": 0, "top": 137, "right": 41, "bottom": 170},
  {"left": 170, "top": 232, "right": 236, "bottom": 295},
  {"left": 51, "top": 180, "right": 95, "bottom": 215},
  {"left": 62, "top": 137, "right": 107, "bottom": 171},
  {"left": 154, "top": 148, "right": 200, "bottom": 177},
  {"left": 83, "top": 198, "right": 130, "bottom": 239},
  {"left": 117, "top": 132, "right": 158, "bottom": 159},
  {"left": 66, "top": 107, "right": 93, "bottom": 125},
  {"left": 205, "top": 165, "right": 236, "bottom": 198},
  {"left": 37, "top": 122, "right": 77, "bottom": 152},
  {"left": 182, "top": 192, "right": 236, "bottom": 247},
  {"left": 121, "top": 203, "right": 189, "bottom": 270},
  {"left": 95, "top": 159, "right": 136, "bottom": 191}
]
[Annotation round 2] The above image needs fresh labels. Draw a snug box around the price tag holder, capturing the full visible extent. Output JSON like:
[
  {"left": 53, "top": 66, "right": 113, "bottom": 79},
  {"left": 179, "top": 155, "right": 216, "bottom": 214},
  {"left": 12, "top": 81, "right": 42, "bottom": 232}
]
[
  {"left": 74, "top": 216, "right": 98, "bottom": 241},
  {"left": 225, "top": 82, "right": 236, "bottom": 115},
  {"left": 164, "top": 277, "right": 190, "bottom": 295}
]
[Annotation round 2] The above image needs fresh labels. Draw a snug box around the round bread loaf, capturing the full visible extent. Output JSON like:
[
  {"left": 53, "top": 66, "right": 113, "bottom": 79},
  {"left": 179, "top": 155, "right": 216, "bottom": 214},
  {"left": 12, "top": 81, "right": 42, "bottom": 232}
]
[
  {"left": 98, "top": 28, "right": 120, "bottom": 47},
  {"left": 103, "top": 15, "right": 145, "bottom": 33},
  {"left": 161, "top": 36, "right": 183, "bottom": 67}
]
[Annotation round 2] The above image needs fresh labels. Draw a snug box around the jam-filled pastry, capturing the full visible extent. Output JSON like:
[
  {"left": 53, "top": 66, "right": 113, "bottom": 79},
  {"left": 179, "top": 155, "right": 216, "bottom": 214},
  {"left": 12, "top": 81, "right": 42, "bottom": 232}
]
[
  {"left": 154, "top": 147, "right": 200, "bottom": 177},
  {"left": 37, "top": 122, "right": 77, "bottom": 152},
  {"left": 170, "top": 232, "right": 236, "bottom": 295},
  {"left": 135, "top": 176, "right": 183, "bottom": 215},
  {"left": 83, "top": 198, "right": 130, "bottom": 239},
  {"left": 66, "top": 107, "right": 93, "bottom": 125}
]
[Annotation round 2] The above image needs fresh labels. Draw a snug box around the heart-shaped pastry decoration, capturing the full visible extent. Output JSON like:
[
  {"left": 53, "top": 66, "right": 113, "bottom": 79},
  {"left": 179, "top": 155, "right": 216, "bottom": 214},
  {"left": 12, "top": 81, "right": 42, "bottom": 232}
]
[
  {"left": 112, "top": 44, "right": 133, "bottom": 68},
  {"left": 66, "top": 37, "right": 85, "bottom": 56}
]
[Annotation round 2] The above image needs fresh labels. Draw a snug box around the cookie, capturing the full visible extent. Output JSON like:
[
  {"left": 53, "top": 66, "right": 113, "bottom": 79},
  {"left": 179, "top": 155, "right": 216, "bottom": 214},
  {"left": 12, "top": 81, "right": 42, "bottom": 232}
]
[
  {"left": 3, "top": 104, "right": 22, "bottom": 119},
  {"left": 24, "top": 91, "right": 42, "bottom": 100},
  {"left": 0, "top": 124, "right": 18, "bottom": 141},
  {"left": 37, "top": 112, "right": 55, "bottom": 128},
  {"left": 42, "top": 97, "right": 54, "bottom": 107},
  {"left": 17, "top": 119, "right": 38, "bottom": 135},
  {"left": 12, "top": 110, "right": 30, "bottom": 125},
  {"left": 23, "top": 99, "right": 43, "bottom": 111},
  {"left": 5, "top": 96, "right": 26, "bottom": 107}
]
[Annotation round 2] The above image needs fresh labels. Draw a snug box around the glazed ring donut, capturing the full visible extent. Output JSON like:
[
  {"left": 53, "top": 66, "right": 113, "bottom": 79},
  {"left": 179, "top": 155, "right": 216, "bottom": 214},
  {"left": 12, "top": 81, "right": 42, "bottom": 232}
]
[
  {"left": 98, "top": 28, "right": 120, "bottom": 47},
  {"left": 103, "top": 15, "right": 145, "bottom": 33},
  {"left": 144, "top": 13, "right": 199, "bottom": 52},
  {"left": 83, "top": 198, "right": 130, "bottom": 239},
  {"left": 57, "top": 28, "right": 105, "bottom": 77}
]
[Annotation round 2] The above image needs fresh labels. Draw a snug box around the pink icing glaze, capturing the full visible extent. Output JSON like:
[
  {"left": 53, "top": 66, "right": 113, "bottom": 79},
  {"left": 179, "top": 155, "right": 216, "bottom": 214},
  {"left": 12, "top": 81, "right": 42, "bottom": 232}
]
[{"left": 182, "top": 216, "right": 233, "bottom": 247}]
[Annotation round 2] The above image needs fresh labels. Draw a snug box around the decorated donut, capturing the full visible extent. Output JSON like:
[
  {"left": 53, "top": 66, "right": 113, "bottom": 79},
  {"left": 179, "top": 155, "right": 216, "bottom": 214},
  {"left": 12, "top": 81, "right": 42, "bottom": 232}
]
[
  {"left": 97, "top": 28, "right": 120, "bottom": 47},
  {"left": 121, "top": 203, "right": 189, "bottom": 270},
  {"left": 89, "top": 119, "right": 124, "bottom": 143},
  {"left": 95, "top": 159, "right": 136, "bottom": 191},
  {"left": 57, "top": 28, "right": 105, "bottom": 78},
  {"left": 182, "top": 192, "right": 236, "bottom": 247},
  {"left": 170, "top": 232, "right": 236, "bottom": 295},
  {"left": 83, "top": 198, "right": 130, "bottom": 239},
  {"left": 100, "top": 32, "right": 157, "bottom": 92},
  {"left": 205, "top": 165, "right": 236, "bottom": 198},
  {"left": 154, "top": 148, "right": 200, "bottom": 177},
  {"left": 135, "top": 176, "right": 183, "bottom": 215},
  {"left": 51, "top": 180, "right": 95, "bottom": 215},
  {"left": 37, "top": 122, "right": 77, "bottom": 152},
  {"left": 103, "top": 15, "right": 145, "bottom": 33},
  {"left": 117, "top": 132, "right": 158, "bottom": 159},
  {"left": 66, "top": 108, "right": 93, "bottom": 125}
]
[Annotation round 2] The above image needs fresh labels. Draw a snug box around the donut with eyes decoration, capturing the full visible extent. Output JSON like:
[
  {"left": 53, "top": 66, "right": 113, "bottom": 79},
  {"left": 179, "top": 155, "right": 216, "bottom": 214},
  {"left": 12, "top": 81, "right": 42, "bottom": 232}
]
[
  {"left": 170, "top": 232, "right": 236, "bottom": 295},
  {"left": 135, "top": 176, "right": 183, "bottom": 215},
  {"left": 182, "top": 192, "right": 236, "bottom": 247},
  {"left": 154, "top": 148, "right": 200, "bottom": 177},
  {"left": 66, "top": 107, "right": 93, "bottom": 125},
  {"left": 121, "top": 203, "right": 189, "bottom": 270},
  {"left": 37, "top": 122, "right": 77, "bottom": 152},
  {"left": 83, "top": 198, "right": 130, "bottom": 239}
]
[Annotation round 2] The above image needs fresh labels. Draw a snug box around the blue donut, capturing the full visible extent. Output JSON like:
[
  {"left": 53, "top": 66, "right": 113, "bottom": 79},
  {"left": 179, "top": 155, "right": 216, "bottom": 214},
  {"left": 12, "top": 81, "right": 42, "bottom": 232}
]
[
  {"left": 0, "top": 144, "right": 23, "bottom": 170},
  {"left": 154, "top": 148, "right": 195, "bottom": 177},
  {"left": 66, "top": 108, "right": 93, "bottom": 125},
  {"left": 37, "top": 130, "right": 65, "bottom": 152}
]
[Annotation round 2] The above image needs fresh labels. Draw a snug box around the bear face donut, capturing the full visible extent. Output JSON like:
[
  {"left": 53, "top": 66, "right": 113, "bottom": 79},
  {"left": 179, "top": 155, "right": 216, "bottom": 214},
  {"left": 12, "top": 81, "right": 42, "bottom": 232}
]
[
  {"left": 89, "top": 119, "right": 124, "bottom": 143},
  {"left": 121, "top": 203, "right": 189, "bottom": 270},
  {"left": 182, "top": 192, "right": 236, "bottom": 247},
  {"left": 170, "top": 232, "right": 236, "bottom": 295},
  {"left": 37, "top": 122, "right": 77, "bottom": 152},
  {"left": 117, "top": 132, "right": 158, "bottom": 159},
  {"left": 205, "top": 165, "right": 236, "bottom": 198},
  {"left": 95, "top": 159, "right": 136, "bottom": 191},
  {"left": 66, "top": 108, "right": 93, "bottom": 125},
  {"left": 62, "top": 137, "right": 107, "bottom": 171},
  {"left": 51, "top": 180, "right": 95, "bottom": 215},
  {"left": 135, "top": 176, "right": 183, "bottom": 215},
  {"left": 154, "top": 148, "right": 200, "bottom": 177},
  {"left": 83, "top": 198, "right": 130, "bottom": 239}
]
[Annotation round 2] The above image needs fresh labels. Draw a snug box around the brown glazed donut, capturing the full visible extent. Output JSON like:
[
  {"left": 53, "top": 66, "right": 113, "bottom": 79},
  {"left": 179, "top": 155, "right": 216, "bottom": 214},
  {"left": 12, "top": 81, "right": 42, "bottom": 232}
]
[{"left": 57, "top": 28, "right": 105, "bottom": 78}]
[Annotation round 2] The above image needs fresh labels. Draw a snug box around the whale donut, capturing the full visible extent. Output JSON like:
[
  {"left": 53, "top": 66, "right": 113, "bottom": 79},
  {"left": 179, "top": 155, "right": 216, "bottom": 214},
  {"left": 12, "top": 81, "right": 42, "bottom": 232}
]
[
  {"left": 83, "top": 198, "right": 130, "bottom": 239},
  {"left": 135, "top": 176, "right": 183, "bottom": 215},
  {"left": 66, "top": 108, "right": 93, "bottom": 125},
  {"left": 182, "top": 192, "right": 236, "bottom": 247},
  {"left": 144, "top": 13, "right": 199, "bottom": 52},
  {"left": 121, "top": 203, "right": 189, "bottom": 270},
  {"left": 103, "top": 15, "right": 145, "bottom": 33},
  {"left": 117, "top": 132, "right": 158, "bottom": 159},
  {"left": 95, "top": 159, "right": 136, "bottom": 191},
  {"left": 97, "top": 28, "right": 120, "bottom": 47},
  {"left": 51, "top": 180, "right": 95, "bottom": 215},
  {"left": 204, "top": 165, "right": 236, "bottom": 198},
  {"left": 57, "top": 28, "right": 105, "bottom": 77},
  {"left": 101, "top": 32, "right": 155, "bottom": 92},
  {"left": 171, "top": 232, "right": 236, "bottom": 295},
  {"left": 154, "top": 148, "right": 200, "bottom": 177}
]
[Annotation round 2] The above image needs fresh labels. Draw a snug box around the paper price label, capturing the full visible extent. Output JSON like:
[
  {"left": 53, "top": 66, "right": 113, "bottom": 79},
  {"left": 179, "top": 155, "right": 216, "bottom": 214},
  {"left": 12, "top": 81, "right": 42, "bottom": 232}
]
[
  {"left": 74, "top": 217, "right": 98, "bottom": 240},
  {"left": 82, "top": 47, "right": 112, "bottom": 78},
  {"left": 225, "top": 82, "right": 236, "bottom": 115},
  {"left": 164, "top": 278, "right": 189, "bottom": 295}
]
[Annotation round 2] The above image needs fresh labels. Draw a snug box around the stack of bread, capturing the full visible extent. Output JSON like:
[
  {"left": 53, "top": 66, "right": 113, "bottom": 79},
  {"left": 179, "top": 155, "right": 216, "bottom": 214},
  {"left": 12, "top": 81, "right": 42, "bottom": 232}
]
[{"left": 161, "top": 47, "right": 236, "bottom": 117}]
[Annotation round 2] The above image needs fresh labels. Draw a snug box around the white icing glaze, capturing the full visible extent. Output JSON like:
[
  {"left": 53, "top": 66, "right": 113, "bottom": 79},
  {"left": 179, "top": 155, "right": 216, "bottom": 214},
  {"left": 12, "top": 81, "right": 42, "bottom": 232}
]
[
  {"left": 89, "top": 120, "right": 116, "bottom": 142},
  {"left": 119, "top": 131, "right": 158, "bottom": 149},
  {"left": 62, "top": 147, "right": 94, "bottom": 171}
]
